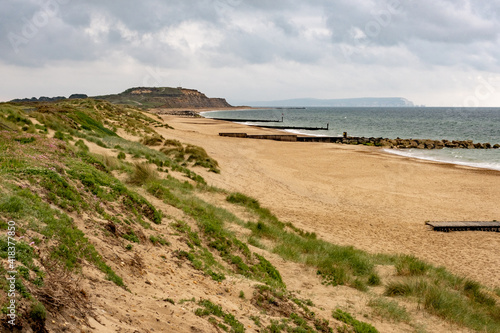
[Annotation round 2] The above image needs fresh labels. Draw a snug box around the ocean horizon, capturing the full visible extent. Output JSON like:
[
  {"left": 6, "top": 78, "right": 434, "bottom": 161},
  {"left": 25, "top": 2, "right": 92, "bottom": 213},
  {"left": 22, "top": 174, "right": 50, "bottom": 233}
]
[{"left": 202, "top": 107, "right": 500, "bottom": 171}]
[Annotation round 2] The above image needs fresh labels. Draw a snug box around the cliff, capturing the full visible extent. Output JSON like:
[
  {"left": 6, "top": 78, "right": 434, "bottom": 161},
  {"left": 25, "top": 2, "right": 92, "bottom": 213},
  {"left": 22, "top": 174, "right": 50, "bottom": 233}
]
[{"left": 93, "top": 87, "right": 233, "bottom": 109}]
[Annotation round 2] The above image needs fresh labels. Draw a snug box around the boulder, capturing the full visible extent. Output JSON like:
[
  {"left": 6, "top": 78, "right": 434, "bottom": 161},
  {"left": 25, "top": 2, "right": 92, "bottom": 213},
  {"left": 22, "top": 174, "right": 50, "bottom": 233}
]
[{"left": 434, "top": 141, "right": 444, "bottom": 149}]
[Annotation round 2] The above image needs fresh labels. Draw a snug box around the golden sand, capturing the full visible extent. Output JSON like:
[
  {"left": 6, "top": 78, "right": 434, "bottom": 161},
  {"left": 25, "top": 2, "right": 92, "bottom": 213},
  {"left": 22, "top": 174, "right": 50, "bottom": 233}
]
[{"left": 157, "top": 115, "right": 500, "bottom": 287}]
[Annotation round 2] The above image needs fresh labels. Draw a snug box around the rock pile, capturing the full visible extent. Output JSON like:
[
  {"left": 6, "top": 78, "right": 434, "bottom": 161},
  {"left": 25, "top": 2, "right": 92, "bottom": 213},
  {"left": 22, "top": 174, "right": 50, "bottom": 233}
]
[{"left": 342, "top": 137, "right": 500, "bottom": 149}]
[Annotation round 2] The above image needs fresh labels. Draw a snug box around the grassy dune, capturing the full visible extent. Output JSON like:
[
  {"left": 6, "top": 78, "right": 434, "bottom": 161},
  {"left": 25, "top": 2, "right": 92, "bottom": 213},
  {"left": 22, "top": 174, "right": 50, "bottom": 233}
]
[{"left": 0, "top": 99, "right": 499, "bottom": 332}]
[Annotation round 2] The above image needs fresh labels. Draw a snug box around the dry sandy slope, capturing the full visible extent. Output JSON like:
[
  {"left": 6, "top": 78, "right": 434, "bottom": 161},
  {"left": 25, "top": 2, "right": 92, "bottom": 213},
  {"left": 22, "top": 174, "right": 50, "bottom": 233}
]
[{"left": 157, "top": 115, "right": 500, "bottom": 288}]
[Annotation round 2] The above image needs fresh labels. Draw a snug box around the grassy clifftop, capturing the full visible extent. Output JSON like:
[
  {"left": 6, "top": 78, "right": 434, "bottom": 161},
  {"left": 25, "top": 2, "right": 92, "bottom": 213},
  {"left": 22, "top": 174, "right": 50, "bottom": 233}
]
[
  {"left": 93, "top": 87, "right": 233, "bottom": 109},
  {"left": 0, "top": 99, "right": 499, "bottom": 332}
]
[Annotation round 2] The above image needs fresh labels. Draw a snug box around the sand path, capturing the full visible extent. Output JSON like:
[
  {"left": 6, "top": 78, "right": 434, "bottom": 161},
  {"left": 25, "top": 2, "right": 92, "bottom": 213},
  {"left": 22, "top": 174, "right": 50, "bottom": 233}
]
[{"left": 158, "top": 116, "right": 500, "bottom": 287}]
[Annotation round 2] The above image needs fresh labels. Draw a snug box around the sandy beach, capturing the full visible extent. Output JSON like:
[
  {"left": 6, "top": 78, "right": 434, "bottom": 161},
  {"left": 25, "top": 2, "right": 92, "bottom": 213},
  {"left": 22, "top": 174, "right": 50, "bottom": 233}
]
[{"left": 157, "top": 114, "right": 500, "bottom": 288}]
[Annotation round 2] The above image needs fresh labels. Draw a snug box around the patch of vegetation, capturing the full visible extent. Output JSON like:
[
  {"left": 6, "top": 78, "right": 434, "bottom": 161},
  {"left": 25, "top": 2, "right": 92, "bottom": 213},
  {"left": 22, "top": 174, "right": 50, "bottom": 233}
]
[
  {"left": 161, "top": 143, "right": 220, "bottom": 173},
  {"left": 250, "top": 315, "right": 262, "bottom": 328},
  {"left": 195, "top": 299, "right": 245, "bottom": 333},
  {"left": 227, "top": 192, "right": 375, "bottom": 289},
  {"left": 225, "top": 190, "right": 500, "bottom": 331},
  {"left": 141, "top": 134, "right": 163, "bottom": 146},
  {"left": 367, "top": 273, "right": 381, "bottom": 286},
  {"left": 384, "top": 278, "right": 500, "bottom": 332},
  {"left": 332, "top": 309, "right": 378, "bottom": 333},
  {"left": 368, "top": 297, "right": 410, "bottom": 323},
  {"left": 151, "top": 181, "right": 284, "bottom": 288},
  {"left": 170, "top": 220, "right": 201, "bottom": 248},
  {"left": 30, "top": 302, "right": 47, "bottom": 322},
  {"left": 174, "top": 248, "right": 225, "bottom": 282},
  {"left": 74, "top": 139, "right": 89, "bottom": 152},
  {"left": 122, "top": 230, "right": 140, "bottom": 243},
  {"left": 149, "top": 235, "right": 170, "bottom": 246},
  {"left": 252, "top": 284, "right": 332, "bottom": 332},
  {"left": 127, "top": 162, "right": 159, "bottom": 185},
  {"left": 395, "top": 255, "right": 430, "bottom": 276}
]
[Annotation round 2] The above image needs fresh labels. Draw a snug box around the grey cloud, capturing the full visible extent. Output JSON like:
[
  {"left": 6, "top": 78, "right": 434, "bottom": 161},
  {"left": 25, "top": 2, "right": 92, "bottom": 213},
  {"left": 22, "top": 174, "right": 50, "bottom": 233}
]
[{"left": 0, "top": 0, "right": 499, "bottom": 72}]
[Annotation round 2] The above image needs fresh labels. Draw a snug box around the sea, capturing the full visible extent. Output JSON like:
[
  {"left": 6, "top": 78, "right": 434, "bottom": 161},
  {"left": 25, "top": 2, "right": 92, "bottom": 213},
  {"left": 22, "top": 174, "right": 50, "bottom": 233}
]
[{"left": 201, "top": 107, "right": 500, "bottom": 171}]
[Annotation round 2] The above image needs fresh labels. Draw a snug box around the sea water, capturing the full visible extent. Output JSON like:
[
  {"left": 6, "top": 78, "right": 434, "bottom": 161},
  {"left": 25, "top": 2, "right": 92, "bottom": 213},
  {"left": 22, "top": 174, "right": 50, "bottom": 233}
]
[{"left": 202, "top": 107, "right": 500, "bottom": 171}]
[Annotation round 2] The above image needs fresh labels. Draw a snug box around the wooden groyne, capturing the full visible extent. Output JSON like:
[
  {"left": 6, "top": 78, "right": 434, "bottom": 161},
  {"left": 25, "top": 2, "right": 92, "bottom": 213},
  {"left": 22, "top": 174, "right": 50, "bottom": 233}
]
[
  {"left": 426, "top": 221, "right": 500, "bottom": 232},
  {"left": 256, "top": 123, "right": 329, "bottom": 131},
  {"left": 211, "top": 117, "right": 283, "bottom": 123},
  {"left": 218, "top": 132, "right": 500, "bottom": 149},
  {"left": 219, "top": 133, "right": 298, "bottom": 141}
]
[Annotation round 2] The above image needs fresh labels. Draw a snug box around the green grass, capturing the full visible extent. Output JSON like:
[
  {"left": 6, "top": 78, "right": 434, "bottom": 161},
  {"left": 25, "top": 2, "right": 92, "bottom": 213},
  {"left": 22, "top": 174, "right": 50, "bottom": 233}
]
[
  {"left": 368, "top": 297, "right": 410, "bottom": 323},
  {"left": 148, "top": 179, "right": 285, "bottom": 288},
  {"left": 141, "top": 134, "right": 163, "bottom": 146},
  {"left": 149, "top": 235, "right": 170, "bottom": 246},
  {"left": 384, "top": 278, "right": 500, "bottom": 332},
  {"left": 332, "top": 309, "right": 378, "bottom": 333},
  {"left": 30, "top": 302, "right": 47, "bottom": 322},
  {"left": 195, "top": 299, "right": 245, "bottom": 333},
  {"left": 122, "top": 230, "right": 140, "bottom": 243},
  {"left": 395, "top": 255, "right": 430, "bottom": 276},
  {"left": 161, "top": 143, "right": 220, "bottom": 173},
  {"left": 2, "top": 100, "right": 499, "bottom": 332},
  {"left": 229, "top": 193, "right": 375, "bottom": 289},
  {"left": 127, "top": 162, "right": 159, "bottom": 185},
  {"left": 225, "top": 190, "right": 500, "bottom": 332},
  {"left": 0, "top": 132, "right": 173, "bottom": 288}
]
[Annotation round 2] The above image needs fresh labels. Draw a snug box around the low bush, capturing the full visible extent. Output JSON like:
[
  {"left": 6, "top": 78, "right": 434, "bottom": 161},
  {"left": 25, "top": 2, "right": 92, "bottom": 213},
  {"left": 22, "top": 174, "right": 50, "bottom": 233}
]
[{"left": 127, "top": 162, "right": 159, "bottom": 186}]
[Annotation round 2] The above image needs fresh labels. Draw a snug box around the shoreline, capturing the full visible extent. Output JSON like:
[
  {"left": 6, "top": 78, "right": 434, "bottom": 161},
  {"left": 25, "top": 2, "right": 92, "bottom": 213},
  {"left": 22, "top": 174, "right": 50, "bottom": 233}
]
[
  {"left": 156, "top": 114, "right": 500, "bottom": 287},
  {"left": 199, "top": 109, "right": 500, "bottom": 173}
]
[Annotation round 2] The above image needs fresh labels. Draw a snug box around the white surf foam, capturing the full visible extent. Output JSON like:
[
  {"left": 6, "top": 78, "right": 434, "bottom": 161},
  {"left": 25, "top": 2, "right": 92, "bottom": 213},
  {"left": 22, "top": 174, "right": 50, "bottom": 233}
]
[{"left": 384, "top": 148, "right": 500, "bottom": 171}]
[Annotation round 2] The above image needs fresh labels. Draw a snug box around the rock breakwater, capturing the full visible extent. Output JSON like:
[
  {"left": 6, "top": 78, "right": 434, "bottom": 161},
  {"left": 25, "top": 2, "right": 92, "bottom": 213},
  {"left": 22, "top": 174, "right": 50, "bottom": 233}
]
[
  {"left": 343, "top": 137, "right": 499, "bottom": 149},
  {"left": 219, "top": 132, "right": 499, "bottom": 149}
]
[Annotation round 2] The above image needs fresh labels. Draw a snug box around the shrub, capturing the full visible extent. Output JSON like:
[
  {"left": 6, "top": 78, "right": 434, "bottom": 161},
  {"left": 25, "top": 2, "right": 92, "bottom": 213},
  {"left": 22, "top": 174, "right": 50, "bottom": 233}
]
[
  {"left": 367, "top": 273, "right": 381, "bottom": 286},
  {"left": 127, "top": 163, "right": 159, "bottom": 185},
  {"left": 141, "top": 135, "right": 163, "bottom": 146},
  {"left": 30, "top": 302, "right": 47, "bottom": 322},
  {"left": 164, "top": 139, "right": 183, "bottom": 147},
  {"left": 122, "top": 230, "right": 140, "bottom": 243},
  {"left": 74, "top": 139, "right": 89, "bottom": 152},
  {"left": 54, "top": 131, "right": 65, "bottom": 141}
]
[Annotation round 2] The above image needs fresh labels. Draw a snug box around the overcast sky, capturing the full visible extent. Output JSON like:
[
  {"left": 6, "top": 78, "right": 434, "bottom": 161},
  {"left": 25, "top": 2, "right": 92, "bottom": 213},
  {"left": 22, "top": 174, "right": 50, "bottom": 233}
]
[{"left": 1, "top": 0, "right": 499, "bottom": 106}]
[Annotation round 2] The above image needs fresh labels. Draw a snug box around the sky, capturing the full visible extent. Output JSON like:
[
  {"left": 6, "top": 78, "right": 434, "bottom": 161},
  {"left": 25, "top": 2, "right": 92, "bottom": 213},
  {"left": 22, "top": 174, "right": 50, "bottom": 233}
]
[{"left": 1, "top": 0, "right": 500, "bottom": 106}]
